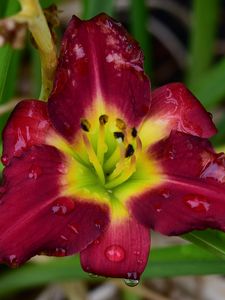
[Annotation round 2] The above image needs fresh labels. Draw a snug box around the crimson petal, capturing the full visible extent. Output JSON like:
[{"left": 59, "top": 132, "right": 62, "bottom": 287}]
[
  {"left": 2, "top": 100, "right": 52, "bottom": 165},
  {"left": 148, "top": 83, "right": 217, "bottom": 138},
  {"left": 48, "top": 14, "right": 150, "bottom": 141},
  {"left": 80, "top": 217, "right": 150, "bottom": 279},
  {"left": 130, "top": 131, "right": 225, "bottom": 235},
  {"left": 0, "top": 145, "right": 109, "bottom": 267}
]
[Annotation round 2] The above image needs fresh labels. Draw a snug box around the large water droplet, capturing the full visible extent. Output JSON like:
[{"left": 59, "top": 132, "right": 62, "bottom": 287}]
[
  {"left": 183, "top": 194, "right": 210, "bottom": 213},
  {"left": 52, "top": 197, "right": 75, "bottom": 216},
  {"left": 123, "top": 278, "right": 139, "bottom": 287},
  {"left": 105, "top": 245, "right": 125, "bottom": 262},
  {"left": 28, "top": 164, "right": 42, "bottom": 179},
  {"left": 1, "top": 154, "right": 9, "bottom": 165}
]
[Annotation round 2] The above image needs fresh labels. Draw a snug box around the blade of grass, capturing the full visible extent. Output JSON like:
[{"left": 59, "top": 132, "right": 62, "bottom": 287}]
[
  {"left": 189, "top": 58, "right": 225, "bottom": 109},
  {"left": 0, "top": 243, "right": 225, "bottom": 297},
  {"left": 0, "top": 0, "right": 20, "bottom": 102},
  {"left": 82, "top": 0, "right": 115, "bottom": 19},
  {"left": 186, "top": 0, "right": 220, "bottom": 87},
  {"left": 130, "top": 0, "right": 151, "bottom": 75},
  {"left": 183, "top": 229, "right": 225, "bottom": 258}
]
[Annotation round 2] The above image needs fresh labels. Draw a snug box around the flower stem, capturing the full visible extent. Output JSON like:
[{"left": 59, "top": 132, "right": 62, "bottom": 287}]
[{"left": 13, "top": 0, "right": 57, "bottom": 100}]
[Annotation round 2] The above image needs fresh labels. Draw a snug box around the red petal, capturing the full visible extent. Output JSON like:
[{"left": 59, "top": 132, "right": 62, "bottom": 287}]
[
  {"left": 130, "top": 131, "right": 225, "bottom": 235},
  {"left": 80, "top": 217, "right": 150, "bottom": 279},
  {"left": 147, "top": 83, "right": 217, "bottom": 138},
  {"left": 48, "top": 14, "right": 150, "bottom": 141},
  {"left": 2, "top": 100, "right": 52, "bottom": 165},
  {"left": 0, "top": 145, "right": 109, "bottom": 267}
]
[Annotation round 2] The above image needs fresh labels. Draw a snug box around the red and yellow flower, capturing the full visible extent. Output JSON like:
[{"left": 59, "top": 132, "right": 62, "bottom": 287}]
[{"left": 0, "top": 13, "right": 225, "bottom": 281}]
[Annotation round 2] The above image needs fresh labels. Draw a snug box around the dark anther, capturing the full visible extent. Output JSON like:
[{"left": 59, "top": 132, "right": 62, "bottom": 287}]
[
  {"left": 131, "top": 127, "right": 137, "bottom": 137},
  {"left": 116, "top": 118, "right": 126, "bottom": 130},
  {"left": 99, "top": 114, "right": 109, "bottom": 125},
  {"left": 125, "top": 144, "right": 134, "bottom": 157},
  {"left": 113, "top": 132, "right": 125, "bottom": 141},
  {"left": 80, "top": 119, "right": 91, "bottom": 132}
]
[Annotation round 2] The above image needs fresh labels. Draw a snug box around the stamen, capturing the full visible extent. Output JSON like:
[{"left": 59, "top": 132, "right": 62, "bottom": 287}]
[
  {"left": 113, "top": 131, "right": 124, "bottom": 142},
  {"left": 97, "top": 115, "right": 108, "bottom": 164},
  {"left": 116, "top": 118, "right": 126, "bottom": 130},
  {"left": 80, "top": 119, "right": 91, "bottom": 132},
  {"left": 131, "top": 127, "right": 137, "bottom": 138},
  {"left": 105, "top": 156, "right": 136, "bottom": 189},
  {"left": 99, "top": 114, "right": 108, "bottom": 125},
  {"left": 82, "top": 133, "right": 105, "bottom": 184},
  {"left": 125, "top": 144, "right": 134, "bottom": 158}
]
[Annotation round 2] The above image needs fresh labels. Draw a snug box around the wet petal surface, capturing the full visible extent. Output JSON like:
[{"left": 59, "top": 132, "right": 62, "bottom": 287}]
[
  {"left": 130, "top": 131, "right": 225, "bottom": 235},
  {"left": 0, "top": 145, "right": 109, "bottom": 266},
  {"left": 2, "top": 100, "right": 52, "bottom": 165},
  {"left": 139, "top": 83, "right": 217, "bottom": 147},
  {"left": 48, "top": 14, "right": 150, "bottom": 142},
  {"left": 80, "top": 217, "right": 150, "bottom": 279}
]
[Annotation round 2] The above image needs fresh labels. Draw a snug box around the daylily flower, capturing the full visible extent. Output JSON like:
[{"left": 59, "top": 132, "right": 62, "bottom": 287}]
[{"left": 0, "top": 13, "right": 225, "bottom": 282}]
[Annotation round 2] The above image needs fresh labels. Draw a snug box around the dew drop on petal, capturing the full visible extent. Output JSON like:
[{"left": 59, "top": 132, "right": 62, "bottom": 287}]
[
  {"left": 1, "top": 154, "right": 9, "bottom": 165},
  {"left": 183, "top": 194, "right": 210, "bottom": 213},
  {"left": 68, "top": 223, "right": 79, "bottom": 234},
  {"left": 53, "top": 248, "right": 67, "bottom": 257},
  {"left": 105, "top": 245, "right": 125, "bottom": 262},
  {"left": 28, "top": 164, "right": 42, "bottom": 179},
  {"left": 52, "top": 197, "right": 75, "bottom": 216},
  {"left": 123, "top": 278, "right": 139, "bottom": 287}
]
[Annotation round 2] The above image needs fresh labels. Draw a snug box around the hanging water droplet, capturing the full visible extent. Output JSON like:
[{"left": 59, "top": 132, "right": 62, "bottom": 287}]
[
  {"left": 123, "top": 278, "right": 139, "bottom": 287},
  {"left": 105, "top": 245, "right": 125, "bottom": 262},
  {"left": 1, "top": 154, "right": 9, "bottom": 165},
  {"left": 28, "top": 164, "right": 42, "bottom": 179},
  {"left": 52, "top": 197, "right": 75, "bottom": 216},
  {"left": 60, "top": 235, "right": 68, "bottom": 241}
]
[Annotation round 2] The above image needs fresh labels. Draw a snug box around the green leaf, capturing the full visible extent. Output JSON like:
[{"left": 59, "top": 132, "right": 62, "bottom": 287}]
[
  {"left": 183, "top": 229, "right": 225, "bottom": 258},
  {"left": 186, "top": 0, "right": 220, "bottom": 87},
  {"left": 0, "top": 0, "right": 20, "bottom": 102},
  {"left": 82, "top": 0, "right": 115, "bottom": 19},
  {"left": 1, "top": 243, "right": 225, "bottom": 297},
  {"left": 189, "top": 58, "right": 225, "bottom": 109}
]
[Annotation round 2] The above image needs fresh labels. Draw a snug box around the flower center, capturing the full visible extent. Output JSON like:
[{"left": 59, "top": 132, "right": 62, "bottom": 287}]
[{"left": 79, "top": 115, "right": 142, "bottom": 189}]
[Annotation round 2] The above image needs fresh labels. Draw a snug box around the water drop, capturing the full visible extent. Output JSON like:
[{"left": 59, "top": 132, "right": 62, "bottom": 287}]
[
  {"left": 52, "top": 197, "right": 75, "bottom": 216},
  {"left": 1, "top": 154, "right": 9, "bottom": 165},
  {"left": 183, "top": 194, "right": 210, "bottom": 213},
  {"left": 28, "top": 165, "right": 42, "bottom": 179},
  {"left": 94, "top": 239, "right": 100, "bottom": 245},
  {"left": 137, "top": 259, "right": 143, "bottom": 265},
  {"left": 161, "top": 189, "right": 170, "bottom": 199},
  {"left": 53, "top": 247, "right": 67, "bottom": 257},
  {"left": 68, "top": 223, "right": 79, "bottom": 234},
  {"left": 60, "top": 235, "right": 68, "bottom": 241},
  {"left": 133, "top": 250, "right": 140, "bottom": 256},
  {"left": 94, "top": 220, "right": 103, "bottom": 230},
  {"left": 105, "top": 245, "right": 125, "bottom": 262},
  {"left": 123, "top": 278, "right": 139, "bottom": 287}
]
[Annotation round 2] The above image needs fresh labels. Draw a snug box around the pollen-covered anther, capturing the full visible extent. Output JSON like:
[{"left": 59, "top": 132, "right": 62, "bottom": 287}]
[
  {"left": 113, "top": 131, "right": 125, "bottom": 142},
  {"left": 80, "top": 118, "right": 91, "bottom": 132},
  {"left": 125, "top": 144, "right": 135, "bottom": 158},
  {"left": 99, "top": 114, "right": 109, "bottom": 125},
  {"left": 116, "top": 118, "right": 127, "bottom": 130},
  {"left": 131, "top": 127, "right": 137, "bottom": 138}
]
